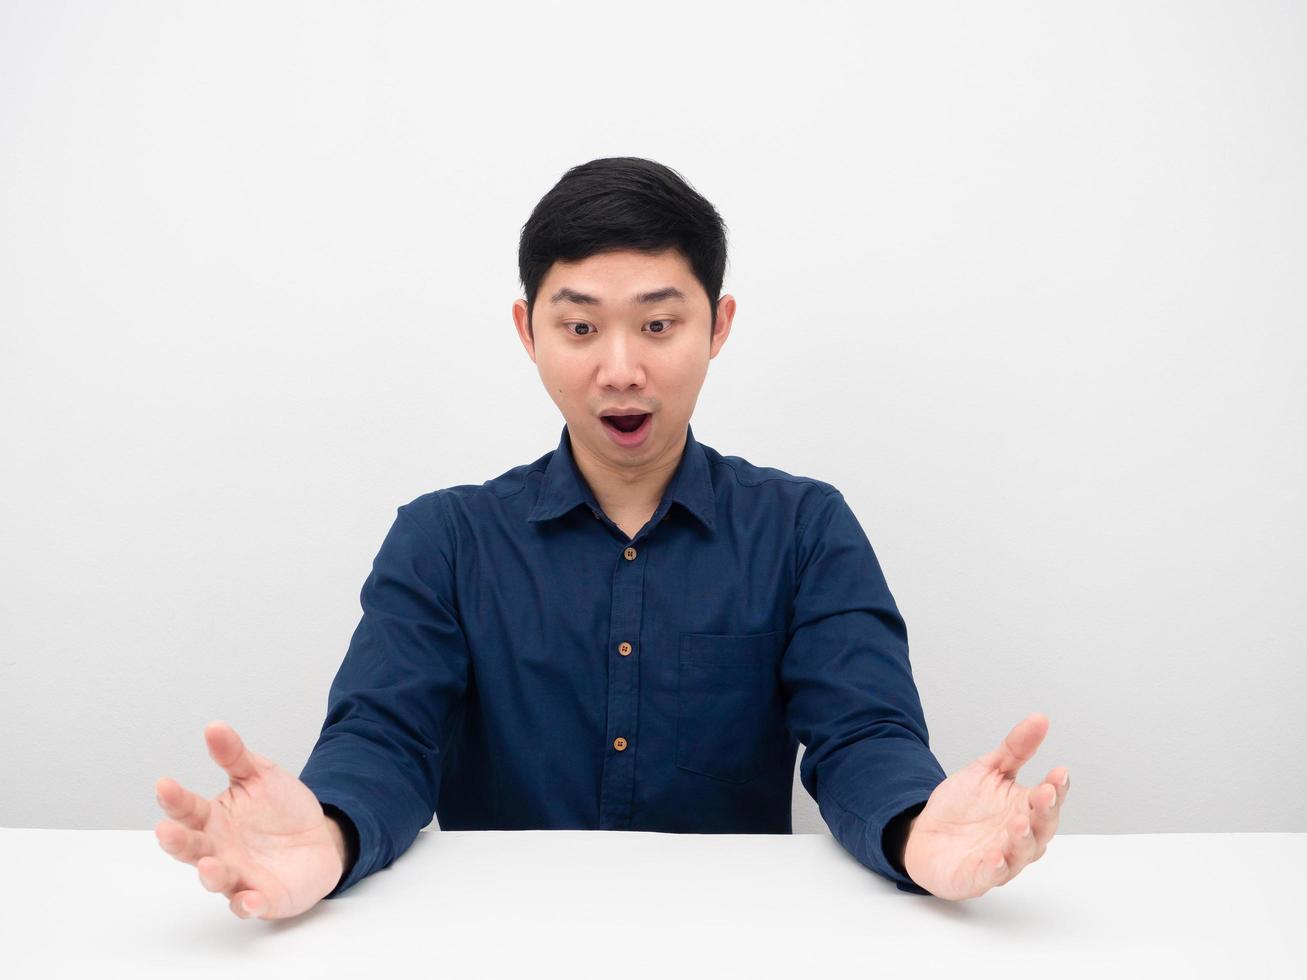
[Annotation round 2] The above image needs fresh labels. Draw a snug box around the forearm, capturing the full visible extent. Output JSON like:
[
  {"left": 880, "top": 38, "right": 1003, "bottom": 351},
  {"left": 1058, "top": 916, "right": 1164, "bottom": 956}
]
[
  {"left": 297, "top": 501, "right": 469, "bottom": 898},
  {"left": 783, "top": 489, "right": 947, "bottom": 894},
  {"left": 808, "top": 734, "right": 945, "bottom": 894}
]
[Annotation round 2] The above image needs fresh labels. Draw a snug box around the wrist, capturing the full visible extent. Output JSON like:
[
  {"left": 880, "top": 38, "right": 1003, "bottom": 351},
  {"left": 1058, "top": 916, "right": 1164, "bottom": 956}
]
[
  {"left": 901, "top": 816, "right": 919, "bottom": 870},
  {"left": 883, "top": 800, "right": 928, "bottom": 880},
  {"left": 324, "top": 813, "right": 348, "bottom": 869},
  {"left": 320, "top": 804, "right": 359, "bottom": 885}
]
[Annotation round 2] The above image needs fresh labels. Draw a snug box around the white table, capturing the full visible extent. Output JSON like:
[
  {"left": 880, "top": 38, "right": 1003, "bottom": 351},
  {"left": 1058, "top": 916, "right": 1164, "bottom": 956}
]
[{"left": 2, "top": 828, "right": 1299, "bottom": 978}]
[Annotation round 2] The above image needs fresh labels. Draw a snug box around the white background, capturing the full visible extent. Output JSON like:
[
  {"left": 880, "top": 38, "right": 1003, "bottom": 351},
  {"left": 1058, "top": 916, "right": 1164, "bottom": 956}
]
[{"left": 1, "top": 0, "right": 1303, "bottom": 837}]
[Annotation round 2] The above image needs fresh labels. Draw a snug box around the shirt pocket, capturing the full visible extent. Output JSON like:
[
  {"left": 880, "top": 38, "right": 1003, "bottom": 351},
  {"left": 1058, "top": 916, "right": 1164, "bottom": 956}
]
[{"left": 676, "top": 630, "right": 787, "bottom": 784}]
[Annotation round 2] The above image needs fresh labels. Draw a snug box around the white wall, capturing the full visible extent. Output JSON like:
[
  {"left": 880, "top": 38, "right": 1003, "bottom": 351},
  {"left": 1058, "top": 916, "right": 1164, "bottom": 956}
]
[{"left": 2, "top": 0, "right": 1303, "bottom": 838}]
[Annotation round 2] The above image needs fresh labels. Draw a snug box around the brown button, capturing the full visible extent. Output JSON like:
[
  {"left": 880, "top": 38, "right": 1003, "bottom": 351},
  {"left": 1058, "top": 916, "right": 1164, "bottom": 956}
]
[
  {"left": 613, "top": 737, "right": 628, "bottom": 751},
  {"left": 618, "top": 642, "right": 632, "bottom": 656},
  {"left": 623, "top": 546, "right": 637, "bottom": 560}
]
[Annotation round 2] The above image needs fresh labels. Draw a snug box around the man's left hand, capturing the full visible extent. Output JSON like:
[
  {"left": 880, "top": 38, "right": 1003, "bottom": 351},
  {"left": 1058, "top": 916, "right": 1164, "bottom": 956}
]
[{"left": 901, "top": 713, "right": 1069, "bottom": 900}]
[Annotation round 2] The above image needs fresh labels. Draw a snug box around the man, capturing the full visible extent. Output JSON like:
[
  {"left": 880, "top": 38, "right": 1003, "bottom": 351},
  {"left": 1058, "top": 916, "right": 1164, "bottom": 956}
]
[{"left": 154, "top": 157, "right": 1069, "bottom": 920}]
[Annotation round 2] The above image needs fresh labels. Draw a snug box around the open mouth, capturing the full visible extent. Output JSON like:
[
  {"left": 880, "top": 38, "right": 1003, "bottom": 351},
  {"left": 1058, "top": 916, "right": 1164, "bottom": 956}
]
[{"left": 601, "top": 413, "right": 650, "bottom": 433}]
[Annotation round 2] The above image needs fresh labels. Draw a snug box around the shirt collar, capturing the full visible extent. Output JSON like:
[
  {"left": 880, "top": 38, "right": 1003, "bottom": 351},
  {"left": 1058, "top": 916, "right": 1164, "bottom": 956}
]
[{"left": 527, "top": 421, "right": 716, "bottom": 533}]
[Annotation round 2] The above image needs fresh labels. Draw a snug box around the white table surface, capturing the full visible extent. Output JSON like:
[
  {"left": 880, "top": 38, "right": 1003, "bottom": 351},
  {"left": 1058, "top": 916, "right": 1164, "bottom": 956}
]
[{"left": 1, "top": 828, "right": 1299, "bottom": 978}]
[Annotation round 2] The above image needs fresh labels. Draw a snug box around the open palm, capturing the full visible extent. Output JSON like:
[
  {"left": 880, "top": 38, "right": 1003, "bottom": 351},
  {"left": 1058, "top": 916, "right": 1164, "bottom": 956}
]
[
  {"left": 154, "top": 721, "right": 345, "bottom": 919},
  {"left": 902, "top": 713, "right": 1069, "bottom": 901}
]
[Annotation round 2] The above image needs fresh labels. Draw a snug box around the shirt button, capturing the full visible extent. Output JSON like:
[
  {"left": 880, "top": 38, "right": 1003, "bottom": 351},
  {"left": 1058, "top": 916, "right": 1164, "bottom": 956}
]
[
  {"left": 593, "top": 510, "right": 601, "bottom": 519},
  {"left": 618, "top": 642, "right": 632, "bottom": 656},
  {"left": 613, "top": 737, "right": 628, "bottom": 751},
  {"left": 623, "top": 546, "right": 637, "bottom": 560}
]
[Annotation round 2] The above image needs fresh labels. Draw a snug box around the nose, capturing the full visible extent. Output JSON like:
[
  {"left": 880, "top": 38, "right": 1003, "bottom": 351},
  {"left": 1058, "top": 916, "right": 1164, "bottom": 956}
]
[{"left": 594, "top": 329, "right": 646, "bottom": 390}]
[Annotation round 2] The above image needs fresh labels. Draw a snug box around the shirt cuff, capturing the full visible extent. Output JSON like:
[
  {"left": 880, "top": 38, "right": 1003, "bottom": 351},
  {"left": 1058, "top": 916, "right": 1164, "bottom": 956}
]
[
  {"left": 867, "top": 792, "right": 937, "bottom": 896},
  {"left": 303, "top": 785, "right": 380, "bottom": 899}
]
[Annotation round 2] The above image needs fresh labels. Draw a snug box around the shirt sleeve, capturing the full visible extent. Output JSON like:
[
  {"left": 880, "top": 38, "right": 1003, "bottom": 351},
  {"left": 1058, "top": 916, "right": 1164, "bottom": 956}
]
[
  {"left": 781, "top": 489, "right": 946, "bottom": 897},
  {"left": 298, "top": 495, "right": 472, "bottom": 899}
]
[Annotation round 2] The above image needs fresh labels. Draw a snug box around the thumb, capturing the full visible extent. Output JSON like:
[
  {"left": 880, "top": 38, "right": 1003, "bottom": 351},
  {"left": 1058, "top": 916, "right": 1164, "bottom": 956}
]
[
  {"left": 204, "top": 720, "right": 263, "bottom": 783},
  {"left": 979, "top": 712, "right": 1049, "bottom": 778}
]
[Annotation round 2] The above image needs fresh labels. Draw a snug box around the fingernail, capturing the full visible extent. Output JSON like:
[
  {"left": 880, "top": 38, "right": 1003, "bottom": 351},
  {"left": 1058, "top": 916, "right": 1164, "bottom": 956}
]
[
  {"left": 1022, "top": 824, "right": 1032, "bottom": 838},
  {"left": 1061, "top": 774, "right": 1070, "bottom": 787}
]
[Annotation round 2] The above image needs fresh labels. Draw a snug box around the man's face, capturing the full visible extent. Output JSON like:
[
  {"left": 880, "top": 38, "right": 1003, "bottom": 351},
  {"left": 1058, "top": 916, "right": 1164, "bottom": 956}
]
[{"left": 512, "top": 247, "right": 734, "bottom": 471}]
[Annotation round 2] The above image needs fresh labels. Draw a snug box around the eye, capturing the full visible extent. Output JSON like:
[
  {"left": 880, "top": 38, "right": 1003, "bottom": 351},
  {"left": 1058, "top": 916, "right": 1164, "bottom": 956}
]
[{"left": 562, "top": 319, "right": 676, "bottom": 337}]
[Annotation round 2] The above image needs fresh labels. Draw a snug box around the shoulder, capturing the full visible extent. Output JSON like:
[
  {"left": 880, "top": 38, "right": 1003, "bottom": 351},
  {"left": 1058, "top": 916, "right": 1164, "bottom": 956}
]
[
  {"left": 393, "top": 446, "right": 553, "bottom": 540},
  {"left": 702, "top": 440, "right": 837, "bottom": 493},
  {"left": 699, "top": 440, "right": 842, "bottom": 525}
]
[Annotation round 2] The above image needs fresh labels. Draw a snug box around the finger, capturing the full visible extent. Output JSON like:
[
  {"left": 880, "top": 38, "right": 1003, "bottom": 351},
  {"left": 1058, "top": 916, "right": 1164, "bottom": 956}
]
[
  {"left": 986, "top": 824, "right": 1032, "bottom": 890},
  {"left": 154, "top": 776, "right": 212, "bottom": 829},
  {"left": 205, "top": 720, "right": 263, "bottom": 783},
  {"left": 1046, "top": 766, "right": 1070, "bottom": 806},
  {"left": 1029, "top": 777, "right": 1065, "bottom": 844},
  {"left": 962, "top": 843, "right": 1008, "bottom": 898},
  {"left": 230, "top": 889, "right": 264, "bottom": 919},
  {"left": 981, "top": 713, "right": 1050, "bottom": 778},
  {"left": 1006, "top": 812, "right": 1038, "bottom": 870},
  {"left": 154, "top": 818, "right": 216, "bottom": 865},
  {"left": 196, "top": 855, "right": 238, "bottom": 894},
  {"left": 978, "top": 845, "right": 1008, "bottom": 892},
  {"left": 1039, "top": 766, "right": 1070, "bottom": 814}
]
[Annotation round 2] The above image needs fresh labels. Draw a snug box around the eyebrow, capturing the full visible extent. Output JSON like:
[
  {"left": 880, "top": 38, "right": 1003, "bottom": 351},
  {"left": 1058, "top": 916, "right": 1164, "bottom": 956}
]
[{"left": 548, "top": 286, "right": 687, "bottom": 306}]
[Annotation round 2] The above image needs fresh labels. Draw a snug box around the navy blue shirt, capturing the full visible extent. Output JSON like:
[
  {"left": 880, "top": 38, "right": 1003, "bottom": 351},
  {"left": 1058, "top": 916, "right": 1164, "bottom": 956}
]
[{"left": 299, "top": 423, "right": 947, "bottom": 898}]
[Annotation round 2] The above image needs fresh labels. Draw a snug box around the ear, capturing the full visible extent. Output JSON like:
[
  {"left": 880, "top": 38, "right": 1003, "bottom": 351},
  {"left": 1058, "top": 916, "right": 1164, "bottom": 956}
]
[
  {"left": 709, "top": 294, "right": 736, "bottom": 359},
  {"left": 512, "top": 299, "right": 537, "bottom": 363}
]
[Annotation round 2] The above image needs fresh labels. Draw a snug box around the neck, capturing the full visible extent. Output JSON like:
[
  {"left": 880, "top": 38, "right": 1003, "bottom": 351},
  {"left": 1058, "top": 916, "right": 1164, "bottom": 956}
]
[{"left": 570, "top": 424, "right": 687, "bottom": 521}]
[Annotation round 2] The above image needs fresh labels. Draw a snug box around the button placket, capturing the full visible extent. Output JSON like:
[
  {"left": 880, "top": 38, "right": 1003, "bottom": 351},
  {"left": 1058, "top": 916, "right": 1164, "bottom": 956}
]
[{"left": 599, "top": 539, "right": 645, "bottom": 829}]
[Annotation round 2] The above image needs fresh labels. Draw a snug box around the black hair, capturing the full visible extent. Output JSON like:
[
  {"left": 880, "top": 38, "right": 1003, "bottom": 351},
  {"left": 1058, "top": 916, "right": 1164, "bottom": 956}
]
[{"left": 518, "top": 157, "right": 728, "bottom": 343}]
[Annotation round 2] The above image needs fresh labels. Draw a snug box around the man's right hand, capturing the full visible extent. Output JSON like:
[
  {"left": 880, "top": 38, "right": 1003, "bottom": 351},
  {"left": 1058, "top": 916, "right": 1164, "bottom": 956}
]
[{"left": 154, "top": 720, "right": 349, "bottom": 920}]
